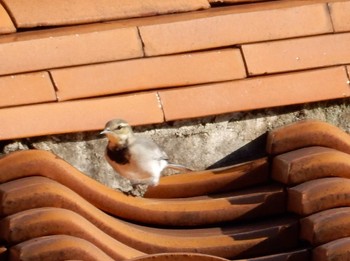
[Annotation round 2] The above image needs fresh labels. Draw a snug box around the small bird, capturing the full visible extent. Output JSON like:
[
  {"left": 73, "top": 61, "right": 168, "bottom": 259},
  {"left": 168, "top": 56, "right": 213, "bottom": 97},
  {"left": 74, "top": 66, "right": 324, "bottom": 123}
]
[{"left": 100, "top": 119, "right": 191, "bottom": 187}]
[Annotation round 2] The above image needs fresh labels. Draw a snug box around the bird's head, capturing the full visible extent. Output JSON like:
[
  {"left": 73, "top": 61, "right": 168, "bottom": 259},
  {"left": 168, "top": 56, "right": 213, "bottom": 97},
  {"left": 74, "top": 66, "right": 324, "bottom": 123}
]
[{"left": 100, "top": 119, "right": 134, "bottom": 146}]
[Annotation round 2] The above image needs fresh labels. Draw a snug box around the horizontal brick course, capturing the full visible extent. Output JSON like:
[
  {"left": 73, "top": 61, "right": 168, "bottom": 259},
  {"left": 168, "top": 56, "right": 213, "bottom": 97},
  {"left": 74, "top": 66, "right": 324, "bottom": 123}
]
[
  {"left": 0, "top": 93, "right": 163, "bottom": 140},
  {"left": 242, "top": 33, "right": 350, "bottom": 75},
  {"left": 0, "top": 24, "right": 143, "bottom": 76},
  {"left": 329, "top": 1, "right": 350, "bottom": 32},
  {"left": 159, "top": 66, "right": 350, "bottom": 121},
  {"left": 0, "top": 72, "right": 56, "bottom": 108},
  {"left": 51, "top": 49, "right": 246, "bottom": 101},
  {"left": 0, "top": 3, "right": 16, "bottom": 34},
  {"left": 139, "top": 2, "right": 333, "bottom": 56},
  {"left": 209, "top": 0, "right": 273, "bottom": 3},
  {"left": 0, "top": 0, "right": 349, "bottom": 139},
  {"left": 2, "top": 0, "right": 209, "bottom": 28}
]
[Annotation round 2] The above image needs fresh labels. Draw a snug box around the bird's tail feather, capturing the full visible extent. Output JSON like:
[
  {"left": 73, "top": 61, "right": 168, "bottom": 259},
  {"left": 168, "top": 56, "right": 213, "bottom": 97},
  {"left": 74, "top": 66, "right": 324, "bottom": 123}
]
[{"left": 166, "top": 163, "right": 193, "bottom": 172}]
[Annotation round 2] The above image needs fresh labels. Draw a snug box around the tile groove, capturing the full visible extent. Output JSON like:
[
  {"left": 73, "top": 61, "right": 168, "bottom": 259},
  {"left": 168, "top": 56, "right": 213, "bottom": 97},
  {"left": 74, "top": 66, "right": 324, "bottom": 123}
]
[
  {"left": 0, "top": 1, "right": 17, "bottom": 28},
  {"left": 47, "top": 71, "right": 59, "bottom": 102},
  {"left": 326, "top": 2, "right": 336, "bottom": 33},
  {"left": 136, "top": 27, "right": 146, "bottom": 57},
  {"left": 156, "top": 92, "right": 166, "bottom": 122},
  {"left": 345, "top": 66, "right": 350, "bottom": 86}
]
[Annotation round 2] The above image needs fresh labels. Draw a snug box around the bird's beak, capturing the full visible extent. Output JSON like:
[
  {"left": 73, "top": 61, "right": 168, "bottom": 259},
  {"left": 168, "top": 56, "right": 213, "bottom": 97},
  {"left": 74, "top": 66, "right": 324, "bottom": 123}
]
[{"left": 100, "top": 129, "right": 111, "bottom": 135}]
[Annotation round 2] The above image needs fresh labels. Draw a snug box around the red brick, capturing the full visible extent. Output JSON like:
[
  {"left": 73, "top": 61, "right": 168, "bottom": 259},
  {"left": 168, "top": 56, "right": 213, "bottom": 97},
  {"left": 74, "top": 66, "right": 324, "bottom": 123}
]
[
  {"left": 329, "top": 1, "right": 350, "bottom": 32},
  {"left": 0, "top": 24, "right": 143, "bottom": 76},
  {"left": 2, "top": 0, "right": 209, "bottom": 28},
  {"left": 0, "top": 72, "right": 56, "bottom": 108},
  {"left": 139, "top": 2, "right": 333, "bottom": 56},
  {"left": 159, "top": 66, "right": 350, "bottom": 121},
  {"left": 51, "top": 49, "right": 246, "bottom": 101},
  {"left": 242, "top": 33, "right": 350, "bottom": 75},
  {"left": 0, "top": 3, "right": 15, "bottom": 34},
  {"left": 0, "top": 93, "right": 163, "bottom": 140},
  {"left": 243, "top": 33, "right": 350, "bottom": 75}
]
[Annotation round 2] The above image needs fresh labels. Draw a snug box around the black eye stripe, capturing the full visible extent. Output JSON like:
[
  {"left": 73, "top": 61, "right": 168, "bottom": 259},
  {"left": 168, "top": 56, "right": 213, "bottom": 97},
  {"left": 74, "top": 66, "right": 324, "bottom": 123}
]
[{"left": 114, "top": 125, "right": 124, "bottom": 130}]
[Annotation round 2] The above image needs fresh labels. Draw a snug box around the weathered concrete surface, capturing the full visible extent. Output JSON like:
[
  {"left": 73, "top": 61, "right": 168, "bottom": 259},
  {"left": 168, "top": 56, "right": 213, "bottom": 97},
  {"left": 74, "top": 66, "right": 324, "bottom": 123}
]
[{"left": 1, "top": 99, "right": 350, "bottom": 193}]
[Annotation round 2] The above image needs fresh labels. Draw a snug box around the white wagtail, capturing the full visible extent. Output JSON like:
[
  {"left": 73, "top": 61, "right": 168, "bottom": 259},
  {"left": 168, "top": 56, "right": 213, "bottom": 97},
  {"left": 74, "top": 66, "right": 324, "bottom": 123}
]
[{"left": 100, "top": 119, "right": 191, "bottom": 187}]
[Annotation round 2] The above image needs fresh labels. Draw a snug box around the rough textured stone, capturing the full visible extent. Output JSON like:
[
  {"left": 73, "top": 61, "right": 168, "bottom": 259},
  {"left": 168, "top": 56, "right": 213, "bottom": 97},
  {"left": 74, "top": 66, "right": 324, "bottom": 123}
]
[{"left": 1, "top": 99, "right": 350, "bottom": 193}]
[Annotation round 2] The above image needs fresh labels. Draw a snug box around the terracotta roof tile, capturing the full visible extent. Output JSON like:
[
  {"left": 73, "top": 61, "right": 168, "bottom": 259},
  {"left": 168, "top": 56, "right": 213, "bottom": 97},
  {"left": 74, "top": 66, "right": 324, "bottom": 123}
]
[
  {"left": 1, "top": 203, "right": 296, "bottom": 257},
  {"left": 9, "top": 235, "right": 116, "bottom": 261},
  {"left": 145, "top": 157, "right": 268, "bottom": 198},
  {"left": 0, "top": 3, "right": 15, "bottom": 34},
  {"left": 0, "top": 150, "right": 286, "bottom": 227},
  {"left": 288, "top": 177, "right": 350, "bottom": 216},
  {"left": 243, "top": 33, "right": 350, "bottom": 75},
  {"left": 0, "top": 246, "right": 6, "bottom": 260},
  {"left": 0, "top": 72, "right": 56, "bottom": 108},
  {"left": 0, "top": 24, "right": 143, "bottom": 76},
  {"left": 0, "top": 93, "right": 163, "bottom": 140},
  {"left": 329, "top": 1, "right": 350, "bottom": 32},
  {"left": 2, "top": 0, "right": 350, "bottom": 259},
  {"left": 128, "top": 254, "right": 230, "bottom": 261},
  {"left": 272, "top": 147, "right": 350, "bottom": 185},
  {"left": 313, "top": 237, "right": 350, "bottom": 261},
  {"left": 2, "top": 0, "right": 210, "bottom": 28},
  {"left": 266, "top": 120, "right": 350, "bottom": 155},
  {"left": 138, "top": 2, "right": 333, "bottom": 56},
  {"left": 159, "top": 66, "right": 350, "bottom": 121},
  {"left": 300, "top": 207, "right": 350, "bottom": 246},
  {"left": 1, "top": 208, "right": 144, "bottom": 259},
  {"left": 51, "top": 49, "right": 246, "bottom": 101},
  {"left": 0, "top": 176, "right": 286, "bottom": 256},
  {"left": 2, "top": 120, "right": 350, "bottom": 259}
]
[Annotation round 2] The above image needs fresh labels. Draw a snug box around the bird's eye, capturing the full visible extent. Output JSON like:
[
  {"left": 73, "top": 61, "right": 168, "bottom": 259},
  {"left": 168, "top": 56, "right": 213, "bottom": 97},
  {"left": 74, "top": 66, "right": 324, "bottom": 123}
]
[{"left": 115, "top": 125, "right": 123, "bottom": 130}]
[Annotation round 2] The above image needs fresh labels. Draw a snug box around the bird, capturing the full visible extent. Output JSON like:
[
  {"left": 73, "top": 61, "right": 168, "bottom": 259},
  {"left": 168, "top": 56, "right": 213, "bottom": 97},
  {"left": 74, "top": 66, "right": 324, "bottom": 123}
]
[{"left": 100, "top": 119, "right": 191, "bottom": 187}]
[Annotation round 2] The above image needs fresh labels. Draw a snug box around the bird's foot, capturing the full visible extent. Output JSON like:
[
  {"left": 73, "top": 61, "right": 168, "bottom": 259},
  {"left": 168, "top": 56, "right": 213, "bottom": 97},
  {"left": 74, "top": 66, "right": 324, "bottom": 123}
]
[{"left": 126, "top": 183, "right": 149, "bottom": 197}]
